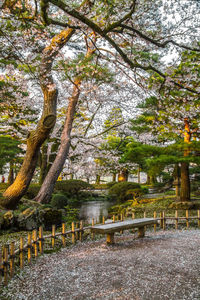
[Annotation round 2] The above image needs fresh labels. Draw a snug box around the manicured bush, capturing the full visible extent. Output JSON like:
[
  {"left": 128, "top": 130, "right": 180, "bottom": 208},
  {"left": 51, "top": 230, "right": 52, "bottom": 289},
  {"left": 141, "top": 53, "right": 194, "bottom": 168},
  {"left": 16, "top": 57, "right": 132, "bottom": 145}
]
[
  {"left": 107, "top": 181, "right": 118, "bottom": 189},
  {"left": 108, "top": 182, "right": 141, "bottom": 203},
  {"left": 50, "top": 193, "right": 68, "bottom": 209},
  {"left": 55, "top": 180, "right": 93, "bottom": 196}
]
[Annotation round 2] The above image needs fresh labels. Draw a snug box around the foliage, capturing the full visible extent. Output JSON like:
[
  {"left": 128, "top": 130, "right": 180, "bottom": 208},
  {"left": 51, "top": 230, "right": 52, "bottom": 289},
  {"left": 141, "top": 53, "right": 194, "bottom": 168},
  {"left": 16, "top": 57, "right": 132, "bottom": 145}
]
[
  {"left": 25, "top": 184, "right": 41, "bottom": 199},
  {"left": 0, "top": 135, "right": 23, "bottom": 173},
  {"left": 55, "top": 180, "right": 93, "bottom": 196},
  {"left": 108, "top": 182, "right": 141, "bottom": 203},
  {"left": 50, "top": 193, "right": 68, "bottom": 209},
  {"left": 62, "top": 205, "right": 79, "bottom": 227},
  {"left": 107, "top": 181, "right": 118, "bottom": 189},
  {"left": 92, "top": 183, "right": 108, "bottom": 190}
]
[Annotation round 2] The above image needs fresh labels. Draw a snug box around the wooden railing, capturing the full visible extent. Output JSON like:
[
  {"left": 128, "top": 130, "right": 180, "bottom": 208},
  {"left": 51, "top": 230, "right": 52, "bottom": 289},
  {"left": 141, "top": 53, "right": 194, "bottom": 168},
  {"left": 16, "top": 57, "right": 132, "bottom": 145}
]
[{"left": 0, "top": 209, "right": 200, "bottom": 287}]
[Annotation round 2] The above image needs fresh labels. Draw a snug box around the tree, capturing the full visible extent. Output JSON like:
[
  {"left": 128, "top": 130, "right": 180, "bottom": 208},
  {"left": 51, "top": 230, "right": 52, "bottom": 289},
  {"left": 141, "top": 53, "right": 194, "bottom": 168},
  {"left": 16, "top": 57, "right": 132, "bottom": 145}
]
[
  {"left": 1, "top": 0, "right": 200, "bottom": 207},
  {"left": 1, "top": 3, "right": 75, "bottom": 208}
]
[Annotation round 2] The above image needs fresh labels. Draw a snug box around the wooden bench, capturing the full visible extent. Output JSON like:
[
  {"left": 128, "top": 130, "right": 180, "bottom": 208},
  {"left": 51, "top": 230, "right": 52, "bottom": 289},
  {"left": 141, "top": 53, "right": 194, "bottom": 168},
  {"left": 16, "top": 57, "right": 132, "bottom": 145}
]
[{"left": 91, "top": 218, "right": 157, "bottom": 245}]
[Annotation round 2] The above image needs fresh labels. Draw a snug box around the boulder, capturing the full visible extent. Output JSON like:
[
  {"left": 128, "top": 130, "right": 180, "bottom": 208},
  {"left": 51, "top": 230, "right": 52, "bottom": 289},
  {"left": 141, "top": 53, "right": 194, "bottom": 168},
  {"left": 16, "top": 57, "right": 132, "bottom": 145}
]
[
  {"left": 17, "top": 207, "right": 62, "bottom": 231},
  {"left": 3, "top": 210, "right": 15, "bottom": 229},
  {"left": 39, "top": 208, "right": 62, "bottom": 230},
  {"left": 17, "top": 208, "right": 39, "bottom": 231}
]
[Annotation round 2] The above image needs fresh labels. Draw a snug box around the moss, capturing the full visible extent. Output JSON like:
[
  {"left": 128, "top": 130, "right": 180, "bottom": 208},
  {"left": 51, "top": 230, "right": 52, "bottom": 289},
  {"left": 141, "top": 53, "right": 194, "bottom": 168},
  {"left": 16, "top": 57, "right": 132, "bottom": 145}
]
[
  {"left": 3, "top": 211, "right": 15, "bottom": 228},
  {"left": 39, "top": 208, "right": 62, "bottom": 230}
]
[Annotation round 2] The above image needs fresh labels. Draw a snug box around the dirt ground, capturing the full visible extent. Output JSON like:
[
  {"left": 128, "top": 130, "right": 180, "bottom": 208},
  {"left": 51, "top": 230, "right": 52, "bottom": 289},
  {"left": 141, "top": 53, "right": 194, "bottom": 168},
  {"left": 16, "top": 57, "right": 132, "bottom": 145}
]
[{"left": 1, "top": 229, "right": 200, "bottom": 300}]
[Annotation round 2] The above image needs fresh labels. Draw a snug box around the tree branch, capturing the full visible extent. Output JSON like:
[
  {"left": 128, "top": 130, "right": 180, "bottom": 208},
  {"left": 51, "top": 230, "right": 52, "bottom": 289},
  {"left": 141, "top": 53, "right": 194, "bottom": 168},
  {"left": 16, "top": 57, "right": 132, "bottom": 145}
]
[{"left": 121, "top": 24, "right": 200, "bottom": 52}]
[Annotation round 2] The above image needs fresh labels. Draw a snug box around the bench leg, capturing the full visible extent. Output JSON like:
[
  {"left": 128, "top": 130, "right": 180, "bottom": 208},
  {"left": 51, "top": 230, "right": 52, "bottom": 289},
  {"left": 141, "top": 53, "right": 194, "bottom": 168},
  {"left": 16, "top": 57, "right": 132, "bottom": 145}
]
[
  {"left": 138, "top": 226, "right": 145, "bottom": 238},
  {"left": 106, "top": 233, "right": 114, "bottom": 245}
]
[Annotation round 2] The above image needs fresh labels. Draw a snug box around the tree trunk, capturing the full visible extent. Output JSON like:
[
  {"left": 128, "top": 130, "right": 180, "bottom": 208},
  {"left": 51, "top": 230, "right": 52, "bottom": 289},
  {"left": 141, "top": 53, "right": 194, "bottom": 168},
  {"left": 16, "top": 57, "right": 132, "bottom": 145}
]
[
  {"left": 1, "top": 28, "right": 74, "bottom": 209},
  {"left": 96, "top": 175, "right": 100, "bottom": 184},
  {"left": 180, "top": 117, "right": 191, "bottom": 202},
  {"left": 39, "top": 142, "right": 48, "bottom": 185},
  {"left": 34, "top": 37, "right": 96, "bottom": 204},
  {"left": 180, "top": 162, "right": 190, "bottom": 202},
  {"left": 35, "top": 77, "right": 81, "bottom": 203},
  {"left": 118, "top": 168, "right": 128, "bottom": 182},
  {"left": 112, "top": 173, "right": 116, "bottom": 182},
  {"left": 137, "top": 166, "right": 141, "bottom": 184},
  {"left": 8, "top": 161, "right": 14, "bottom": 186},
  {"left": 173, "top": 163, "right": 180, "bottom": 201},
  {"left": 146, "top": 174, "right": 150, "bottom": 185}
]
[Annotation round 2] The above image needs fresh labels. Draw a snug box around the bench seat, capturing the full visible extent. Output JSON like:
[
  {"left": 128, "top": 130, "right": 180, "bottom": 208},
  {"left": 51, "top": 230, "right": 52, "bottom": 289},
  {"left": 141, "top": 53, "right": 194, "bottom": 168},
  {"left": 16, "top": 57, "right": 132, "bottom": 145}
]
[{"left": 91, "top": 218, "right": 157, "bottom": 244}]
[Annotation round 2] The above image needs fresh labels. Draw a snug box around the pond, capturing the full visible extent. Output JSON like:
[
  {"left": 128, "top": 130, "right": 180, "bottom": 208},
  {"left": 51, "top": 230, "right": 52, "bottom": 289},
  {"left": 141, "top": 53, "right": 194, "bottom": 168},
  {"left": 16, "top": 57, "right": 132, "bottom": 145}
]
[{"left": 79, "top": 200, "right": 115, "bottom": 224}]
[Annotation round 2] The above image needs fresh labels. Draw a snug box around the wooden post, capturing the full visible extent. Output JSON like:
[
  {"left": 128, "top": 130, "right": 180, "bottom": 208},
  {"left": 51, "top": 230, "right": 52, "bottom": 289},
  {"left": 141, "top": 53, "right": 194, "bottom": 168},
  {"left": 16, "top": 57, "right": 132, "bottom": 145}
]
[
  {"left": 186, "top": 210, "right": 189, "bottom": 228},
  {"left": 76, "top": 222, "right": 79, "bottom": 240},
  {"left": 162, "top": 211, "right": 166, "bottom": 230},
  {"left": 120, "top": 214, "right": 123, "bottom": 234},
  {"left": 102, "top": 216, "right": 105, "bottom": 224},
  {"left": 19, "top": 237, "right": 24, "bottom": 269},
  {"left": 132, "top": 212, "right": 135, "bottom": 219},
  {"left": 27, "top": 233, "right": 32, "bottom": 264},
  {"left": 143, "top": 211, "right": 147, "bottom": 231},
  {"left": 175, "top": 210, "right": 178, "bottom": 230},
  {"left": 71, "top": 222, "right": 75, "bottom": 244},
  {"left": 198, "top": 210, "right": 200, "bottom": 227},
  {"left": 91, "top": 218, "right": 95, "bottom": 240},
  {"left": 154, "top": 211, "right": 157, "bottom": 232},
  {"left": 62, "top": 223, "right": 66, "bottom": 247},
  {"left": 138, "top": 227, "right": 145, "bottom": 238},
  {"left": 160, "top": 212, "right": 163, "bottom": 228},
  {"left": 39, "top": 227, "right": 44, "bottom": 254},
  {"left": 113, "top": 215, "right": 116, "bottom": 223},
  {"left": 106, "top": 233, "right": 114, "bottom": 245},
  {"left": 52, "top": 225, "right": 56, "bottom": 248},
  {"left": 3, "top": 245, "right": 8, "bottom": 286},
  {"left": 0, "top": 248, "right": 3, "bottom": 285},
  {"left": 10, "top": 242, "right": 15, "bottom": 278},
  {"left": 33, "top": 230, "right": 38, "bottom": 258},
  {"left": 79, "top": 221, "right": 83, "bottom": 242}
]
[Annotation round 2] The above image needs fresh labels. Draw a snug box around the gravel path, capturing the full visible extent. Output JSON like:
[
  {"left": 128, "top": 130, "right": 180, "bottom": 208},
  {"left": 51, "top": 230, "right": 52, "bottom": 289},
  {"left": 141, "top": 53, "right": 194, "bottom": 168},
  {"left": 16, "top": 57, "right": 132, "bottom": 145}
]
[{"left": 1, "top": 229, "right": 200, "bottom": 300}]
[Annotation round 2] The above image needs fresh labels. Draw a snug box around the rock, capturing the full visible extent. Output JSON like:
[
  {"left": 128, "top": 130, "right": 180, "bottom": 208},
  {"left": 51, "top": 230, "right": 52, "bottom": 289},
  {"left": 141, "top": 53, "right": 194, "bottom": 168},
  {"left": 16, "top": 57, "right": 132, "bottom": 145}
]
[
  {"left": 17, "top": 207, "right": 62, "bottom": 231},
  {"left": 17, "top": 208, "right": 39, "bottom": 231},
  {"left": 39, "top": 208, "right": 62, "bottom": 230},
  {"left": 3, "top": 210, "right": 15, "bottom": 228}
]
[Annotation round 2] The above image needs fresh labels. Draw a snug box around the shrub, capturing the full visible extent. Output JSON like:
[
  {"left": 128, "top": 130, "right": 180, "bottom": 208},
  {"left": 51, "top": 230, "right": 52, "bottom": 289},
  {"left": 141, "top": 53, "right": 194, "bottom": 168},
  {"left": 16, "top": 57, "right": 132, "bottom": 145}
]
[
  {"left": 107, "top": 182, "right": 118, "bottom": 189},
  {"left": 0, "top": 183, "right": 8, "bottom": 191},
  {"left": 55, "top": 180, "right": 93, "bottom": 196},
  {"left": 50, "top": 193, "right": 68, "bottom": 209},
  {"left": 62, "top": 205, "right": 79, "bottom": 226},
  {"left": 108, "top": 182, "right": 141, "bottom": 203},
  {"left": 25, "top": 184, "right": 41, "bottom": 199},
  {"left": 141, "top": 186, "right": 149, "bottom": 194}
]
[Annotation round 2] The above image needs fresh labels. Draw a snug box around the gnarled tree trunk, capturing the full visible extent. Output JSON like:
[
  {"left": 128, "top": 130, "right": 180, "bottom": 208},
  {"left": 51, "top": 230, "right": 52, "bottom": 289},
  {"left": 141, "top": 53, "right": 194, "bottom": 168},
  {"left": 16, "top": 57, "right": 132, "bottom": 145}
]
[
  {"left": 35, "top": 40, "right": 96, "bottom": 203},
  {"left": 1, "top": 28, "right": 74, "bottom": 209},
  {"left": 35, "top": 78, "right": 82, "bottom": 203}
]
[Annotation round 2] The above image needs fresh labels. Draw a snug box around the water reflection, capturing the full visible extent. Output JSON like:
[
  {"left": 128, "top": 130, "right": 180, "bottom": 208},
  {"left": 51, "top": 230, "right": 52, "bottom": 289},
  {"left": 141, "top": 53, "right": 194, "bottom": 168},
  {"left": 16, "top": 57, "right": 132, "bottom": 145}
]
[{"left": 79, "top": 201, "right": 115, "bottom": 224}]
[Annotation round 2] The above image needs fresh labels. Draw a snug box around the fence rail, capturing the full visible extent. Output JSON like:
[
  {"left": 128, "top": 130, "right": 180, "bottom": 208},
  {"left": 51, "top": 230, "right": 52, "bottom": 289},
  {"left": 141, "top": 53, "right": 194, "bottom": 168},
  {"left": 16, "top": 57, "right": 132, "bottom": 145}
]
[{"left": 0, "top": 209, "right": 200, "bottom": 286}]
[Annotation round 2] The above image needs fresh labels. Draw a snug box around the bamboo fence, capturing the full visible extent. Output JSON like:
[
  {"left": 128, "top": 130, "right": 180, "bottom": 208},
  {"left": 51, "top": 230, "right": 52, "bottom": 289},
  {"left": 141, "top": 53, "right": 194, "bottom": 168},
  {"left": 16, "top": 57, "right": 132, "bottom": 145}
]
[{"left": 0, "top": 209, "right": 200, "bottom": 287}]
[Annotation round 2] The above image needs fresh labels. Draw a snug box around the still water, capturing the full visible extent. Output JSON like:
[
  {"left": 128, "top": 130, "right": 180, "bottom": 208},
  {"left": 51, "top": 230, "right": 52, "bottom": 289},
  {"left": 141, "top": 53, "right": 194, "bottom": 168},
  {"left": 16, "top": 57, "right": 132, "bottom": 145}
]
[{"left": 79, "top": 200, "right": 115, "bottom": 224}]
